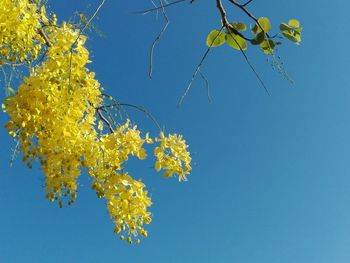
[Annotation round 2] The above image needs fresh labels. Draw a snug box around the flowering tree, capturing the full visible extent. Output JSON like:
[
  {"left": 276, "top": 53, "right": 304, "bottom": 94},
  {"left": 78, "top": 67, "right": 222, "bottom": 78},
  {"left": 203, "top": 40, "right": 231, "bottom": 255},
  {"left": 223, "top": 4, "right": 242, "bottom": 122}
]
[{"left": 0, "top": 0, "right": 301, "bottom": 244}]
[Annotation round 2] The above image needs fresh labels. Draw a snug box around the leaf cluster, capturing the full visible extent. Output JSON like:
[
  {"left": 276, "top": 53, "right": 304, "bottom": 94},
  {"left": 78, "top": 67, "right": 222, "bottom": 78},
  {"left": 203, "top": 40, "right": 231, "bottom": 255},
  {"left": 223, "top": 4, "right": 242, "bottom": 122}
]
[{"left": 206, "top": 17, "right": 302, "bottom": 54}]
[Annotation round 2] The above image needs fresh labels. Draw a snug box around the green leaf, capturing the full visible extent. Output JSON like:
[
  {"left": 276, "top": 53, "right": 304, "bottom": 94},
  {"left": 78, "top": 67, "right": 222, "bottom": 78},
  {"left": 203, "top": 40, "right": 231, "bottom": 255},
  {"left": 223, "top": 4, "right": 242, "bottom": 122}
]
[
  {"left": 251, "top": 24, "right": 259, "bottom": 35},
  {"left": 282, "top": 31, "right": 301, "bottom": 44},
  {"left": 230, "top": 22, "right": 247, "bottom": 32},
  {"left": 260, "top": 39, "right": 276, "bottom": 54},
  {"left": 280, "top": 23, "right": 291, "bottom": 32},
  {"left": 252, "top": 17, "right": 271, "bottom": 35},
  {"left": 288, "top": 19, "right": 300, "bottom": 28},
  {"left": 226, "top": 33, "right": 247, "bottom": 51},
  {"left": 294, "top": 27, "right": 303, "bottom": 34},
  {"left": 251, "top": 32, "right": 266, "bottom": 45},
  {"left": 206, "top": 30, "right": 226, "bottom": 47},
  {"left": 280, "top": 19, "right": 302, "bottom": 44},
  {"left": 259, "top": 17, "right": 271, "bottom": 33}
]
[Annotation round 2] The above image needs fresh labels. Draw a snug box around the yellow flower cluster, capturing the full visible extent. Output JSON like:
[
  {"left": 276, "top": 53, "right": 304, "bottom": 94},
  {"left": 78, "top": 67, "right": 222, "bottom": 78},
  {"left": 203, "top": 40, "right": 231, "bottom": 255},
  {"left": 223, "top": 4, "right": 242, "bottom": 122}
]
[
  {"left": 86, "top": 122, "right": 153, "bottom": 242},
  {"left": 154, "top": 132, "right": 192, "bottom": 182},
  {"left": 0, "top": 0, "right": 46, "bottom": 63},
  {"left": 98, "top": 121, "right": 147, "bottom": 169},
  {"left": 90, "top": 171, "right": 152, "bottom": 244},
  {"left": 4, "top": 23, "right": 102, "bottom": 204},
  {"left": 2, "top": 1, "right": 192, "bottom": 244}
]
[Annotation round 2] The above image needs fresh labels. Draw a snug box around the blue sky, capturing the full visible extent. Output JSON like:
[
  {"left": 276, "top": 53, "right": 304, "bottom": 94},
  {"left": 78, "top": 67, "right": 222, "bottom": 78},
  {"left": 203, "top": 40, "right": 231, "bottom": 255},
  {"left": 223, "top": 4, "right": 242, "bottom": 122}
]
[{"left": 1, "top": 0, "right": 350, "bottom": 262}]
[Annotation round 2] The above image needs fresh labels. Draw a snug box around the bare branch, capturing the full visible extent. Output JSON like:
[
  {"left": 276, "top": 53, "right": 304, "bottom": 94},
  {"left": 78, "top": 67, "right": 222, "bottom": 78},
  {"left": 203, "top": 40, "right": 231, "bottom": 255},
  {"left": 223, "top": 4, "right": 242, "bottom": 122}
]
[
  {"left": 216, "top": 0, "right": 252, "bottom": 41},
  {"left": 99, "top": 101, "right": 162, "bottom": 131},
  {"left": 242, "top": 0, "right": 254, "bottom": 6},
  {"left": 178, "top": 27, "right": 225, "bottom": 106},
  {"left": 215, "top": 0, "right": 270, "bottom": 95},
  {"left": 38, "top": 28, "right": 52, "bottom": 47},
  {"left": 227, "top": 0, "right": 270, "bottom": 38},
  {"left": 178, "top": 47, "right": 210, "bottom": 107},
  {"left": 97, "top": 108, "right": 115, "bottom": 133},
  {"left": 227, "top": 0, "right": 258, "bottom": 22},
  {"left": 73, "top": 0, "right": 106, "bottom": 47},
  {"left": 149, "top": 0, "right": 170, "bottom": 79},
  {"left": 198, "top": 69, "right": 212, "bottom": 103},
  {"left": 119, "top": 103, "right": 162, "bottom": 131},
  {"left": 226, "top": 33, "right": 270, "bottom": 95},
  {"left": 29, "top": 0, "right": 52, "bottom": 47},
  {"left": 132, "top": 0, "right": 189, "bottom": 15},
  {"left": 10, "top": 139, "right": 20, "bottom": 167}
]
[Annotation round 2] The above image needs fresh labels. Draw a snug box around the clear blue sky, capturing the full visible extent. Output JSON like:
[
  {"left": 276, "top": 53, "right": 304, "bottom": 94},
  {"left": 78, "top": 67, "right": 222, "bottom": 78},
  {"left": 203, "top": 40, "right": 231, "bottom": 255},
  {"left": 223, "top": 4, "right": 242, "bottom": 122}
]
[{"left": 1, "top": 0, "right": 350, "bottom": 262}]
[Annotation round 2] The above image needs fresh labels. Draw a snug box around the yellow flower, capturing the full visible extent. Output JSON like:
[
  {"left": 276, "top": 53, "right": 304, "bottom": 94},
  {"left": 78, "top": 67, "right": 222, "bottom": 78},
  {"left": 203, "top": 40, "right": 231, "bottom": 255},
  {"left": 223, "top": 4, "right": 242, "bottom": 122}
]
[
  {"left": 0, "top": 0, "right": 44, "bottom": 63},
  {"left": 154, "top": 132, "right": 192, "bottom": 182}
]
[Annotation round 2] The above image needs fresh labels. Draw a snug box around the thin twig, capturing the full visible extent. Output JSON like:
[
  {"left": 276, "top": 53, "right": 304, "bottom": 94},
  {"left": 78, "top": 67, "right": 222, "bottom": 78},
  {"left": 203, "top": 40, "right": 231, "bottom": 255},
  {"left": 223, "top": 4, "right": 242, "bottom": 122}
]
[
  {"left": 72, "top": 0, "right": 106, "bottom": 48},
  {"left": 101, "top": 93, "right": 130, "bottom": 121},
  {"left": 227, "top": 0, "right": 258, "bottom": 23},
  {"left": 99, "top": 102, "right": 162, "bottom": 131},
  {"left": 178, "top": 27, "right": 224, "bottom": 106},
  {"left": 198, "top": 69, "right": 212, "bottom": 103},
  {"left": 216, "top": 0, "right": 252, "bottom": 41},
  {"left": 242, "top": 0, "right": 253, "bottom": 6},
  {"left": 10, "top": 139, "right": 20, "bottom": 167},
  {"left": 227, "top": 0, "right": 269, "bottom": 38},
  {"left": 38, "top": 28, "right": 52, "bottom": 47},
  {"left": 216, "top": 0, "right": 270, "bottom": 95},
  {"left": 226, "top": 0, "right": 292, "bottom": 83},
  {"left": 28, "top": 0, "right": 52, "bottom": 47},
  {"left": 2, "top": 67, "right": 8, "bottom": 95},
  {"left": 132, "top": 0, "right": 188, "bottom": 15},
  {"left": 120, "top": 103, "right": 162, "bottom": 131},
  {"left": 68, "top": 0, "right": 106, "bottom": 89},
  {"left": 178, "top": 47, "right": 210, "bottom": 107},
  {"left": 97, "top": 108, "right": 114, "bottom": 133},
  {"left": 242, "top": 0, "right": 254, "bottom": 6},
  {"left": 149, "top": 0, "right": 170, "bottom": 79},
  {"left": 226, "top": 33, "right": 270, "bottom": 95}
]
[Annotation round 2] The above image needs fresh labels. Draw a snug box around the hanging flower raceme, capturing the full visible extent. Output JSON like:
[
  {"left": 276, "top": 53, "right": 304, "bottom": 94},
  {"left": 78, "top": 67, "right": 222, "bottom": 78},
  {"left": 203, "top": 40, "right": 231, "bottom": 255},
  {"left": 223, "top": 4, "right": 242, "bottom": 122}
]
[
  {"left": 90, "top": 170, "right": 152, "bottom": 244},
  {"left": 154, "top": 132, "right": 192, "bottom": 182},
  {"left": 98, "top": 120, "right": 147, "bottom": 170},
  {"left": 4, "top": 23, "right": 102, "bottom": 204}
]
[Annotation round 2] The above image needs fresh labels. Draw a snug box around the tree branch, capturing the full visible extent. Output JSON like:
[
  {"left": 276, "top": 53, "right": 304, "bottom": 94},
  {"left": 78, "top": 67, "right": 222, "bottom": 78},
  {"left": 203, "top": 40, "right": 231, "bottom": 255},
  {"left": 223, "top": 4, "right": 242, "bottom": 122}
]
[
  {"left": 216, "top": 0, "right": 252, "bottom": 41},
  {"left": 242, "top": 0, "right": 254, "bottom": 7},
  {"left": 29, "top": 0, "right": 52, "bottom": 47},
  {"left": 97, "top": 108, "right": 115, "bottom": 133},
  {"left": 178, "top": 26, "right": 226, "bottom": 106},
  {"left": 227, "top": 0, "right": 269, "bottom": 37},
  {"left": 38, "top": 28, "right": 52, "bottom": 47},
  {"left": 132, "top": 0, "right": 189, "bottom": 15},
  {"left": 98, "top": 100, "right": 162, "bottom": 131},
  {"left": 149, "top": 0, "right": 170, "bottom": 79}
]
